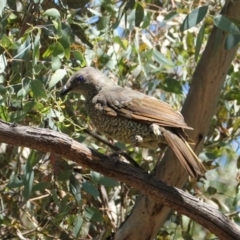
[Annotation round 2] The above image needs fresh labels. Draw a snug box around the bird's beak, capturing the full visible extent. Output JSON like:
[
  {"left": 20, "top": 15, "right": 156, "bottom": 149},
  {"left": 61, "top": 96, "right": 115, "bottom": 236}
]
[{"left": 60, "top": 85, "right": 71, "bottom": 96}]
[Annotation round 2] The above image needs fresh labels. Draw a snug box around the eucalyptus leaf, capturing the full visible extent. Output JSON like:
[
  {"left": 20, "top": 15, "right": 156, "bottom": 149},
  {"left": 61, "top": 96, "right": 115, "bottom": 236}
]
[
  {"left": 214, "top": 15, "right": 240, "bottom": 35},
  {"left": 43, "top": 8, "right": 60, "bottom": 19},
  {"left": 0, "top": 0, "right": 6, "bottom": 16},
  {"left": 49, "top": 69, "right": 66, "bottom": 89},
  {"left": 72, "top": 215, "right": 83, "bottom": 238},
  {"left": 181, "top": 6, "right": 208, "bottom": 31},
  {"left": 31, "top": 80, "right": 47, "bottom": 99},
  {"left": 135, "top": 3, "right": 144, "bottom": 27},
  {"left": 84, "top": 206, "right": 103, "bottom": 222},
  {"left": 82, "top": 181, "right": 99, "bottom": 197}
]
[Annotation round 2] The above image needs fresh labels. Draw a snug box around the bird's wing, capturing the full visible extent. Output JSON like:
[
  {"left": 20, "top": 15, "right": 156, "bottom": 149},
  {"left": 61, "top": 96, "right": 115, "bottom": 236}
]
[{"left": 92, "top": 87, "right": 192, "bottom": 129}]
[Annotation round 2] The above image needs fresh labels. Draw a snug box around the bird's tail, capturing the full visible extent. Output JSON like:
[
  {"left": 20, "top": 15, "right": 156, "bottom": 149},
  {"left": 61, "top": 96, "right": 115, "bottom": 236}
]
[{"left": 161, "top": 128, "right": 205, "bottom": 178}]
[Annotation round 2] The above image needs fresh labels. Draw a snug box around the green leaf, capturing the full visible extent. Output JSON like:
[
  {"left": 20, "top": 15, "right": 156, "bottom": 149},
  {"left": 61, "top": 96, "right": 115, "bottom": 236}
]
[
  {"left": 91, "top": 172, "right": 119, "bottom": 187},
  {"left": 53, "top": 212, "right": 69, "bottom": 224},
  {"left": 135, "top": 3, "right": 144, "bottom": 27},
  {"left": 27, "top": 150, "right": 39, "bottom": 168},
  {"left": 64, "top": 47, "right": 71, "bottom": 59},
  {"left": 34, "top": 102, "right": 44, "bottom": 111},
  {"left": 1, "top": 34, "right": 12, "bottom": 48},
  {"left": 214, "top": 15, "right": 240, "bottom": 35},
  {"left": 114, "top": 36, "right": 126, "bottom": 50},
  {"left": 164, "top": 11, "right": 178, "bottom": 21},
  {"left": 0, "top": 0, "right": 6, "bottom": 16},
  {"left": 49, "top": 69, "right": 66, "bottom": 89},
  {"left": 23, "top": 101, "right": 36, "bottom": 112},
  {"left": 0, "top": 105, "right": 9, "bottom": 121},
  {"left": 32, "top": 182, "right": 50, "bottom": 192},
  {"left": 33, "top": 31, "right": 40, "bottom": 64},
  {"left": 97, "top": 16, "right": 110, "bottom": 30},
  {"left": 69, "top": 174, "right": 82, "bottom": 202},
  {"left": 59, "top": 29, "right": 71, "bottom": 48},
  {"left": 59, "top": 195, "right": 69, "bottom": 213},
  {"left": 237, "top": 156, "right": 240, "bottom": 169},
  {"left": 70, "top": 23, "right": 93, "bottom": 48},
  {"left": 153, "top": 49, "right": 174, "bottom": 67},
  {"left": 52, "top": 19, "right": 61, "bottom": 33},
  {"left": 159, "top": 78, "right": 182, "bottom": 94},
  {"left": 34, "top": 62, "right": 45, "bottom": 74},
  {"left": 52, "top": 42, "right": 65, "bottom": 59},
  {"left": 42, "top": 44, "right": 54, "bottom": 58},
  {"left": 17, "top": 88, "right": 26, "bottom": 97},
  {"left": 51, "top": 189, "right": 60, "bottom": 207},
  {"left": 7, "top": 0, "right": 16, "bottom": 11},
  {"left": 59, "top": 30, "right": 71, "bottom": 59},
  {"left": 31, "top": 79, "right": 47, "bottom": 99},
  {"left": 141, "top": 11, "right": 151, "bottom": 29},
  {"left": 84, "top": 206, "right": 94, "bottom": 221},
  {"left": 8, "top": 174, "right": 24, "bottom": 188},
  {"left": 224, "top": 88, "right": 240, "bottom": 102},
  {"left": 181, "top": 6, "right": 208, "bottom": 31},
  {"left": 43, "top": 8, "right": 60, "bottom": 19},
  {"left": 84, "top": 206, "right": 103, "bottom": 222},
  {"left": 58, "top": 170, "right": 72, "bottom": 181},
  {"left": 22, "top": 161, "right": 34, "bottom": 200},
  {"left": 51, "top": 56, "right": 61, "bottom": 71},
  {"left": 73, "top": 51, "right": 86, "bottom": 66},
  {"left": 82, "top": 181, "right": 99, "bottom": 197},
  {"left": 49, "top": 108, "right": 64, "bottom": 122},
  {"left": 0, "top": 84, "right": 6, "bottom": 94},
  {"left": 224, "top": 34, "right": 240, "bottom": 50},
  {"left": 15, "top": 38, "right": 31, "bottom": 59},
  {"left": 182, "top": 231, "right": 193, "bottom": 240},
  {"left": 98, "top": 177, "right": 119, "bottom": 187},
  {"left": 195, "top": 24, "right": 205, "bottom": 61},
  {"left": 72, "top": 215, "right": 83, "bottom": 238},
  {"left": 207, "top": 186, "right": 217, "bottom": 195}
]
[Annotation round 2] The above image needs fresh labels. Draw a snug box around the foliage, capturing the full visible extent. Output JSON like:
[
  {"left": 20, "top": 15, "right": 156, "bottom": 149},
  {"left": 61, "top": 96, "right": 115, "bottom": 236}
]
[{"left": 0, "top": 0, "right": 239, "bottom": 239}]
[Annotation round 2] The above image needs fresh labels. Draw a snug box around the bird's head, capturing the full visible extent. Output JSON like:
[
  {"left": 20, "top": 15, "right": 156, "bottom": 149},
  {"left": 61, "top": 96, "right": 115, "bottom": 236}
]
[{"left": 60, "top": 67, "right": 116, "bottom": 98}]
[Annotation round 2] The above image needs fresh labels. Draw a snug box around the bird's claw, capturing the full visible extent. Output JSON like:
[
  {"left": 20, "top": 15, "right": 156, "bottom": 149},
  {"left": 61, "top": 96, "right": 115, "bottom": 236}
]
[
  {"left": 131, "top": 135, "right": 143, "bottom": 146},
  {"left": 108, "top": 149, "right": 125, "bottom": 157},
  {"left": 150, "top": 124, "right": 162, "bottom": 137}
]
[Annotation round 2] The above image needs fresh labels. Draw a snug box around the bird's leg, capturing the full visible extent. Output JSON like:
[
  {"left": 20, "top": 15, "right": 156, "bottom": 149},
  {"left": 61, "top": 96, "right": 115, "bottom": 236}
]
[
  {"left": 149, "top": 124, "right": 168, "bottom": 170},
  {"left": 107, "top": 136, "right": 142, "bottom": 168},
  {"left": 131, "top": 135, "right": 144, "bottom": 146},
  {"left": 110, "top": 135, "right": 143, "bottom": 157}
]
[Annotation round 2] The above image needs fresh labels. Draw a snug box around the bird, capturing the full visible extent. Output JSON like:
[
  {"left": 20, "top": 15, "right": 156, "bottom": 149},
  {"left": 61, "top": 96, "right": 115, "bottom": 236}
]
[{"left": 60, "top": 67, "right": 205, "bottom": 178}]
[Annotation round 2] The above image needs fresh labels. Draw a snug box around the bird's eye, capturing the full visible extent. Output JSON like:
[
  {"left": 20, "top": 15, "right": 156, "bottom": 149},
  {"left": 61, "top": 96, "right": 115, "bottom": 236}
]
[{"left": 77, "top": 75, "right": 84, "bottom": 82}]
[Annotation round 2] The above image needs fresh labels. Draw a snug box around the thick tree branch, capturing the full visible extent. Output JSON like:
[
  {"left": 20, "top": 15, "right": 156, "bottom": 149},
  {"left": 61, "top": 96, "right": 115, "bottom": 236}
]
[
  {"left": 115, "top": 1, "right": 240, "bottom": 239},
  {"left": 0, "top": 120, "right": 239, "bottom": 239}
]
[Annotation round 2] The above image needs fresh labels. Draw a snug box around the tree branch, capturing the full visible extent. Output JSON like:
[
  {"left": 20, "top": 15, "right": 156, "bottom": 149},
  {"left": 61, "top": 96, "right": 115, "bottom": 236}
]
[{"left": 0, "top": 120, "right": 239, "bottom": 239}]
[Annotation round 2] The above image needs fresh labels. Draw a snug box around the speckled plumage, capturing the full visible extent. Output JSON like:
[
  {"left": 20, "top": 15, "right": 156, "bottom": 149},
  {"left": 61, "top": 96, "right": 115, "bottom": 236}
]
[
  {"left": 60, "top": 67, "right": 205, "bottom": 178},
  {"left": 86, "top": 98, "right": 161, "bottom": 148}
]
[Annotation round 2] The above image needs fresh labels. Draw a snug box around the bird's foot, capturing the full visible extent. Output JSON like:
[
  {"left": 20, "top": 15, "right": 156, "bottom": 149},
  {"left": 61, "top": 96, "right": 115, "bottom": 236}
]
[
  {"left": 109, "top": 153, "right": 121, "bottom": 165},
  {"left": 150, "top": 123, "right": 162, "bottom": 136},
  {"left": 131, "top": 135, "right": 143, "bottom": 146},
  {"left": 109, "top": 149, "right": 125, "bottom": 157}
]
